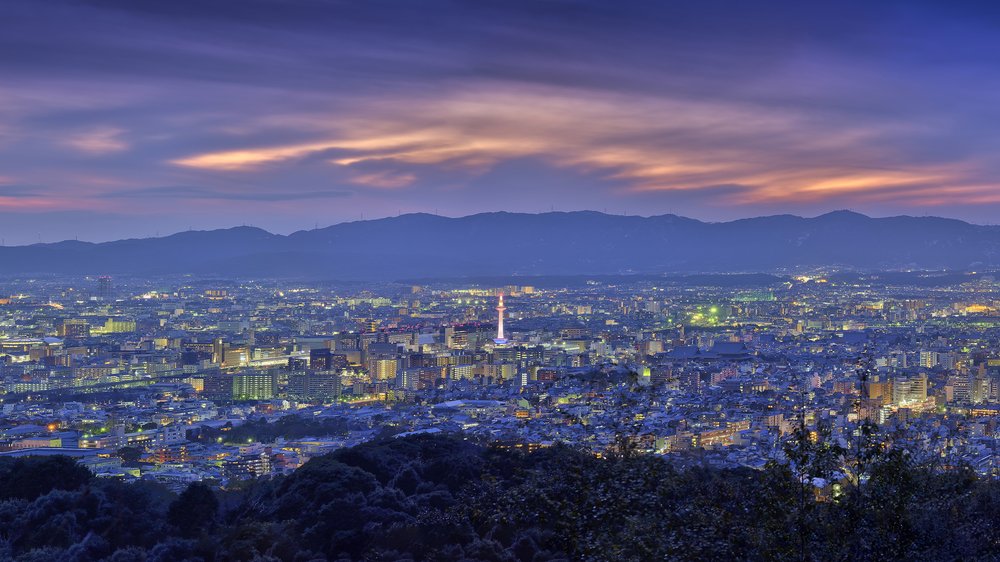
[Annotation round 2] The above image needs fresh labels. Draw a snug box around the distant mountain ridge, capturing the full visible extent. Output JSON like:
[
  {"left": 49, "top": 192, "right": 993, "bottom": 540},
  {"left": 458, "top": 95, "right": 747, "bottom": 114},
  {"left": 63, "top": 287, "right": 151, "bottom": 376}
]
[{"left": 2, "top": 210, "right": 998, "bottom": 279}]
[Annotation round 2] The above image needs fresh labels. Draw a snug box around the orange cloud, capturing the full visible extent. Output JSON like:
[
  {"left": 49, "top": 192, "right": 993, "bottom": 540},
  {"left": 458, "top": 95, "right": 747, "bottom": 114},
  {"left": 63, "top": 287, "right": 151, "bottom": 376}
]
[
  {"left": 348, "top": 171, "right": 417, "bottom": 189},
  {"left": 169, "top": 85, "right": 984, "bottom": 206}
]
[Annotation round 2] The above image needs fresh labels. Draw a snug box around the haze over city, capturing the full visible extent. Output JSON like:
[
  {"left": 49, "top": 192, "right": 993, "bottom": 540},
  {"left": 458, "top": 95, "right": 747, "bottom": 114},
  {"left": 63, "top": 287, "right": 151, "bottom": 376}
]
[{"left": 5, "top": 0, "right": 1000, "bottom": 244}]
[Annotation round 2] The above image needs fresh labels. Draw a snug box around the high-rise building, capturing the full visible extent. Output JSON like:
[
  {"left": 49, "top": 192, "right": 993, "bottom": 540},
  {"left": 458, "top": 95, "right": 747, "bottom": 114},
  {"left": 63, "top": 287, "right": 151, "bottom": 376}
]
[
  {"left": 97, "top": 276, "right": 113, "bottom": 299},
  {"left": 892, "top": 373, "right": 927, "bottom": 405},
  {"left": 232, "top": 372, "right": 277, "bottom": 401},
  {"left": 374, "top": 358, "right": 399, "bottom": 381},
  {"left": 288, "top": 371, "right": 342, "bottom": 402},
  {"left": 309, "top": 347, "right": 333, "bottom": 370},
  {"left": 365, "top": 342, "right": 399, "bottom": 379},
  {"left": 863, "top": 375, "right": 892, "bottom": 405},
  {"left": 201, "top": 374, "right": 232, "bottom": 402},
  {"left": 213, "top": 338, "right": 226, "bottom": 364},
  {"left": 972, "top": 371, "right": 991, "bottom": 404}
]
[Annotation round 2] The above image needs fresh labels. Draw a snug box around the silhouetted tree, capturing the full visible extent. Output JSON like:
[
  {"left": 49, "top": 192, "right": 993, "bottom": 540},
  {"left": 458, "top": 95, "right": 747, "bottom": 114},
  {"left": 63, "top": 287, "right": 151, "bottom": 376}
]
[
  {"left": 0, "top": 435, "right": 994, "bottom": 560},
  {"left": 168, "top": 482, "right": 219, "bottom": 538},
  {"left": 0, "top": 456, "right": 92, "bottom": 500}
]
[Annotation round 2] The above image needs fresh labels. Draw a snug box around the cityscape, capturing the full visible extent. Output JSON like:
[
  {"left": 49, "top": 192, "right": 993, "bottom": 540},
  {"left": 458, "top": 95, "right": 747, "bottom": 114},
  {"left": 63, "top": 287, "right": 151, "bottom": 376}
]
[
  {"left": 2, "top": 271, "right": 999, "bottom": 484},
  {"left": 5, "top": 0, "right": 1000, "bottom": 559}
]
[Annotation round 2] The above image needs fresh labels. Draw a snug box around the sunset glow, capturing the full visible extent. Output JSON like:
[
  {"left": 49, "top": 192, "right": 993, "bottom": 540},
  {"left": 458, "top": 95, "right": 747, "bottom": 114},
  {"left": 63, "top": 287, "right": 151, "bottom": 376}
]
[{"left": 3, "top": 1, "right": 1000, "bottom": 242}]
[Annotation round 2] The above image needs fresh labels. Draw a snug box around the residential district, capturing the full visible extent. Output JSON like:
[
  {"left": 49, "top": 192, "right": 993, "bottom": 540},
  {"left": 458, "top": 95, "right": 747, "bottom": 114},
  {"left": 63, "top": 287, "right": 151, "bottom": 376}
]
[{"left": 0, "top": 272, "right": 997, "bottom": 489}]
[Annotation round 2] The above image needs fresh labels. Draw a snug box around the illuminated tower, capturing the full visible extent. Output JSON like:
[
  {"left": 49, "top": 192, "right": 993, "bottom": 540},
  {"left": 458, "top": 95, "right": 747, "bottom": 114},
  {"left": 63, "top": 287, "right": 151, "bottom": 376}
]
[{"left": 494, "top": 294, "right": 508, "bottom": 345}]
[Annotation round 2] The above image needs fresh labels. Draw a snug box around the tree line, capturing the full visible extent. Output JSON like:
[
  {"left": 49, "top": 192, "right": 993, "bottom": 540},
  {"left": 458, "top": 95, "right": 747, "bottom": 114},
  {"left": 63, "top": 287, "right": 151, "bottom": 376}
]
[{"left": 0, "top": 431, "right": 997, "bottom": 561}]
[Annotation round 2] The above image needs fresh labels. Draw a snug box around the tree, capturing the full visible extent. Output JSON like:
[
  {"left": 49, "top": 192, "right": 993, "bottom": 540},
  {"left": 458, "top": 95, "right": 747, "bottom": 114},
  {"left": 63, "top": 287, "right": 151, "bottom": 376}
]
[
  {"left": 167, "top": 483, "right": 218, "bottom": 538},
  {"left": 0, "top": 456, "right": 92, "bottom": 500},
  {"left": 116, "top": 446, "right": 143, "bottom": 464}
]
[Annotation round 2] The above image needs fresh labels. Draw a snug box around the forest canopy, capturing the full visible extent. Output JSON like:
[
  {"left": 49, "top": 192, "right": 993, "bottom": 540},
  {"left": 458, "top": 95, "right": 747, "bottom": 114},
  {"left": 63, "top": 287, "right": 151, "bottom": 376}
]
[{"left": 0, "top": 433, "right": 996, "bottom": 561}]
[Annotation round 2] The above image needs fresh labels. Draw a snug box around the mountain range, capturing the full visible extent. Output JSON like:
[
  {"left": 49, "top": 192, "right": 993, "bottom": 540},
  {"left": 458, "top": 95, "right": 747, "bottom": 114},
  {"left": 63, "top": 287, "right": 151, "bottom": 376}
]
[{"left": 1, "top": 210, "right": 997, "bottom": 279}]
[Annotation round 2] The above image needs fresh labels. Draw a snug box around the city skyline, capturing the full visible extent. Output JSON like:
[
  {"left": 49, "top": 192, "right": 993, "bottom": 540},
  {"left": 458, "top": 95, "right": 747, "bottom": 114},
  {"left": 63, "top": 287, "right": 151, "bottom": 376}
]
[
  {"left": 5, "top": 3, "right": 1000, "bottom": 558},
  {"left": 0, "top": 270, "right": 998, "bottom": 560},
  {"left": 5, "top": 1, "right": 1000, "bottom": 243}
]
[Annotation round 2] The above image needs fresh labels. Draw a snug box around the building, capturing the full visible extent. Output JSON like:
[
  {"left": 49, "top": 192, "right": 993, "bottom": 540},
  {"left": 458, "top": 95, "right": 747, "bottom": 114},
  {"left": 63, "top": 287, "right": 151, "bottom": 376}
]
[
  {"left": 224, "top": 452, "right": 273, "bottom": 480},
  {"left": 373, "top": 358, "right": 399, "bottom": 381},
  {"left": 80, "top": 425, "right": 186, "bottom": 450},
  {"left": 919, "top": 351, "right": 939, "bottom": 369},
  {"left": 288, "top": 370, "right": 342, "bottom": 402},
  {"left": 201, "top": 374, "right": 233, "bottom": 402},
  {"left": 399, "top": 366, "right": 443, "bottom": 391},
  {"left": 892, "top": 373, "right": 928, "bottom": 405},
  {"left": 232, "top": 372, "right": 277, "bottom": 401},
  {"left": 309, "top": 347, "right": 333, "bottom": 370},
  {"left": 97, "top": 276, "right": 113, "bottom": 299},
  {"left": 97, "top": 318, "right": 136, "bottom": 334},
  {"left": 58, "top": 319, "right": 91, "bottom": 339}
]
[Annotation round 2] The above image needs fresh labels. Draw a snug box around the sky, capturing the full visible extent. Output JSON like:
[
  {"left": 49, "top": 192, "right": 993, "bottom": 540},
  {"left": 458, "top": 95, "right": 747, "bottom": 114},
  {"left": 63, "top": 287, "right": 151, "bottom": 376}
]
[{"left": 3, "top": 0, "right": 1000, "bottom": 244}]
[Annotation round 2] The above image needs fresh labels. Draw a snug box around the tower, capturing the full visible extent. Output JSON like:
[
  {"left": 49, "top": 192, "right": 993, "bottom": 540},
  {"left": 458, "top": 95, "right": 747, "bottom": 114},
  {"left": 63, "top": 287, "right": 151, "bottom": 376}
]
[{"left": 494, "top": 294, "right": 508, "bottom": 345}]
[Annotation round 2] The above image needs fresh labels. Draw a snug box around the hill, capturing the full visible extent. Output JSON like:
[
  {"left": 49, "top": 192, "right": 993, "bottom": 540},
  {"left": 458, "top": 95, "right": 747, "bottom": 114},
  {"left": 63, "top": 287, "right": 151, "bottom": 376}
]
[
  {"left": 2, "top": 210, "right": 998, "bottom": 278},
  {"left": 0, "top": 433, "right": 996, "bottom": 560}
]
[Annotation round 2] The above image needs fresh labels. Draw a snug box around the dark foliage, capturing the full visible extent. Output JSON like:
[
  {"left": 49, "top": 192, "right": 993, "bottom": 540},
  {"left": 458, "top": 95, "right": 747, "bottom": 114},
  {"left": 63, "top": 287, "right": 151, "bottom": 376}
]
[
  {"left": 169, "top": 482, "right": 220, "bottom": 538},
  {"left": 0, "top": 435, "right": 996, "bottom": 561},
  {"left": 0, "top": 455, "right": 92, "bottom": 500}
]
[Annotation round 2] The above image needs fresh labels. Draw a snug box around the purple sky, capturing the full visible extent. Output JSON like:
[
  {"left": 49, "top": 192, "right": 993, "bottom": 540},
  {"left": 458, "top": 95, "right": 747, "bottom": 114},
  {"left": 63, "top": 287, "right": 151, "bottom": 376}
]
[{"left": 3, "top": 0, "right": 1000, "bottom": 244}]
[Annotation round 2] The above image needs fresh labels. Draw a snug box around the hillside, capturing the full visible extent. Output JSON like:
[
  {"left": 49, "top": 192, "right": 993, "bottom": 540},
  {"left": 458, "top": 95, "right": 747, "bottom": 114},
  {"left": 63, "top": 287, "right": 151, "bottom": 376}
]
[
  {"left": 2, "top": 211, "right": 998, "bottom": 278},
  {"left": 0, "top": 433, "right": 996, "bottom": 560}
]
